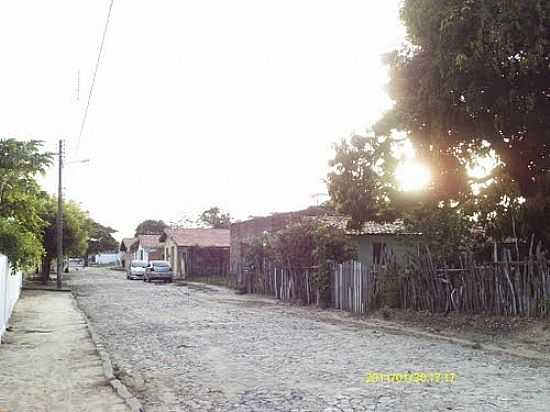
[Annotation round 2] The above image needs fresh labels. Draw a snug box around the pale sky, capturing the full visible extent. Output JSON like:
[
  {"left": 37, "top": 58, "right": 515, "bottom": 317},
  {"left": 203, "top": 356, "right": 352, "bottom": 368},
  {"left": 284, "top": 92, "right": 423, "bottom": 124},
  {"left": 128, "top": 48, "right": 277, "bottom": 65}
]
[{"left": 0, "top": 1, "right": 405, "bottom": 240}]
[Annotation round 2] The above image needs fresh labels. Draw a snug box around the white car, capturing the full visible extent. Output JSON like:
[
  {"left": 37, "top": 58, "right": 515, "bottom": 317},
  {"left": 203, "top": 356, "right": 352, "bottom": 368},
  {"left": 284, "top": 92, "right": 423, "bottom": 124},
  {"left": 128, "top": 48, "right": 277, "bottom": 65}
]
[{"left": 127, "top": 260, "right": 148, "bottom": 280}]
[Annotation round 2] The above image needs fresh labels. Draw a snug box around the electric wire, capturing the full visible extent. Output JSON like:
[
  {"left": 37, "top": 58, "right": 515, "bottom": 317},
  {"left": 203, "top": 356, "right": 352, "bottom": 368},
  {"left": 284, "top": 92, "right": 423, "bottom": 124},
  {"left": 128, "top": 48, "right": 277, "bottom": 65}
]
[{"left": 75, "top": 0, "right": 115, "bottom": 156}]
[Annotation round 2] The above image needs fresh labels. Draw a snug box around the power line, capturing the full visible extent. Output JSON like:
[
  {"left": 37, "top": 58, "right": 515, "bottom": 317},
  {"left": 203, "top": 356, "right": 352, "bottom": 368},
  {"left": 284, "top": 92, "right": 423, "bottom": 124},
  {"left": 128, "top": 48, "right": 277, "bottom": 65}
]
[{"left": 75, "top": 0, "right": 115, "bottom": 156}]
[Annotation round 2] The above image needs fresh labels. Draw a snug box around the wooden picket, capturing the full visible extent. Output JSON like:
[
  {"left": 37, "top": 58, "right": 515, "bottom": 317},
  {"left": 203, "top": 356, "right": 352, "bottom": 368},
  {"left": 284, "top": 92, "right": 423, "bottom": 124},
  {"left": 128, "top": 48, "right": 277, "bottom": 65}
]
[
  {"left": 331, "top": 261, "right": 379, "bottom": 314},
  {"left": 400, "top": 253, "right": 550, "bottom": 317}
]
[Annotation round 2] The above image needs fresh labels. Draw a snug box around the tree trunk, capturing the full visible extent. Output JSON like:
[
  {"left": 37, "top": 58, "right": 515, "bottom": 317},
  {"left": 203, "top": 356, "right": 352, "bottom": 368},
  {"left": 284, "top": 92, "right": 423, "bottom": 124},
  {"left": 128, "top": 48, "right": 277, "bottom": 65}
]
[{"left": 41, "top": 255, "right": 52, "bottom": 285}]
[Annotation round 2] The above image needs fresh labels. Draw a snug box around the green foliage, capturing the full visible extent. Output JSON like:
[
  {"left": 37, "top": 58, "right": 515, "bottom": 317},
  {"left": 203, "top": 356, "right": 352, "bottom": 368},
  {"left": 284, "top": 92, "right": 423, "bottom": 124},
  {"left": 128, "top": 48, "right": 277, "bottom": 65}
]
[
  {"left": 243, "top": 233, "right": 272, "bottom": 272},
  {"left": 472, "top": 184, "right": 550, "bottom": 257},
  {"left": 405, "top": 203, "right": 478, "bottom": 264},
  {"left": 86, "top": 219, "right": 118, "bottom": 255},
  {"left": 0, "top": 218, "right": 44, "bottom": 271},
  {"left": 0, "top": 139, "right": 52, "bottom": 269},
  {"left": 269, "top": 220, "right": 356, "bottom": 270},
  {"left": 135, "top": 219, "right": 168, "bottom": 235},
  {"left": 246, "top": 220, "right": 356, "bottom": 306},
  {"left": 0, "top": 139, "right": 52, "bottom": 198},
  {"left": 376, "top": 0, "right": 550, "bottom": 198},
  {"left": 329, "top": 2, "right": 550, "bottom": 260},
  {"left": 41, "top": 197, "right": 90, "bottom": 259},
  {"left": 327, "top": 134, "right": 398, "bottom": 229},
  {"left": 198, "top": 207, "right": 232, "bottom": 229}
]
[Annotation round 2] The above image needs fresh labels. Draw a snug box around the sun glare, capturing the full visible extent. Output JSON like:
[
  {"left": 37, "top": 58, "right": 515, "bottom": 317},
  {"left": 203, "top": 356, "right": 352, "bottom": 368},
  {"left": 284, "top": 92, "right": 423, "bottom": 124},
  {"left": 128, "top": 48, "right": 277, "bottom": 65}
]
[
  {"left": 395, "top": 161, "right": 431, "bottom": 191},
  {"left": 467, "top": 153, "right": 498, "bottom": 179}
]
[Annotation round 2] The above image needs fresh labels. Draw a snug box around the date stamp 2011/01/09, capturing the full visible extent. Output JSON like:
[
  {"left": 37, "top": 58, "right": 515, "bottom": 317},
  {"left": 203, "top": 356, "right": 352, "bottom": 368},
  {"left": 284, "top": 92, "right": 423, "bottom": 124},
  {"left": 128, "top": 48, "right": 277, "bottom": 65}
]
[{"left": 365, "top": 372, "right": 457, "bottom": 384}]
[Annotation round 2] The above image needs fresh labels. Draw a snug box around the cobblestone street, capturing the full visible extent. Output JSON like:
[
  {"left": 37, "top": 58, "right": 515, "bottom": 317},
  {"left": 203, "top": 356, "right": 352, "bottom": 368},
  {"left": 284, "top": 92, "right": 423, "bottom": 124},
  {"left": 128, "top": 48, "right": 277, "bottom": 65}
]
[{"left": 69, "top": 268, "right": 550, "bottom": 412}]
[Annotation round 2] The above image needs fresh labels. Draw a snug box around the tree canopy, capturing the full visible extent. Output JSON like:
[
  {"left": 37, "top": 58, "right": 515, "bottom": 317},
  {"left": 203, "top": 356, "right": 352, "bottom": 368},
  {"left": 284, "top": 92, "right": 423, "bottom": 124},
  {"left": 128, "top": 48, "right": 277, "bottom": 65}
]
[
  {"left": 86, "top": 219, "right": 118, "bottom": 256},
  {"left": 326, "top": 135, "right": 398, "bottom": 229},
  {"left": 268, "top": 220, "right": 356, "bottom": 270},
  {"left": 0, "top": 139, "right": 52, "bottom": 269},
  {"left": 198, "top": 207, "right": 232, "bottom": 229},
  {"left": 324, "top": 0, "right": 550, "bottom": 257},
  {"left": 0, "top": 139, "right": 118, "bottom": 276},
  {"left": 326, "top": 133, "right": 480, "bottom": 259},
  {"left": 40, "top": 198, "right": 90, "bottom": 260},
  {"left": 375, "top": 0, "right": 550, "bottom": 199},
  {"left": 135, "top": 219, "right": 168, "bottom": 235}
]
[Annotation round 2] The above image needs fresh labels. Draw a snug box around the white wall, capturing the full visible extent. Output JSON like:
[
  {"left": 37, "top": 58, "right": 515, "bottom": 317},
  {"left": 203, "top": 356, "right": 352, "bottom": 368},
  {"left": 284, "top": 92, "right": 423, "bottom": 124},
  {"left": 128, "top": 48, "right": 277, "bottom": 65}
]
[
  {"left": 0, "top": 254, "right": 22, "bottom": 343},
  {"left": 94, "top": 253, "right": 121, "bottom": 265},
  {"left": 133, "top": 245, "right": 149, "bottom": 262}
]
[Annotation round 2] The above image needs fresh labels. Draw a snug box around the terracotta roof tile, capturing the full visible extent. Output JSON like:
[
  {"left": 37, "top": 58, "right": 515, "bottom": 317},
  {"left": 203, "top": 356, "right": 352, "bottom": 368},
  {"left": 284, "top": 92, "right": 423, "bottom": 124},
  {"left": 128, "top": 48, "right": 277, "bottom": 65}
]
[
  {"left": 164, "top": 228, "right": 230, "bottom": 248},
  {"left": 311, "top": 215, "right": 420, "bottom": 236},
  {"left": 137, "top": 234, "right": 162, "bottom": 248},
  {"left": 120, "top": 237, "right": 137, "bottom": 251}
]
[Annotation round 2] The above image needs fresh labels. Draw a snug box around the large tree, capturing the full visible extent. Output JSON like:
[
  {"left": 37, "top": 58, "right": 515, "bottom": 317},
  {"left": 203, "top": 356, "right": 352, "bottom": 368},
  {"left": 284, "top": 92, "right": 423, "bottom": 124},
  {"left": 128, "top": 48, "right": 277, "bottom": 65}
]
[
  {"left": 135, "top": 219, "right": 168, "bottom": 235},
  {"left": 40, "top": 198, "right": 90, "bottom": 283},
  {"left": 326, "top": 133, "right": 480, "bottom": 260},
  {"left": 198, "top": 207, "right": 232, "bottom": 229},
  {"left": 86, "top": 219, "right": 118, "bottom": 263},
  {"left": 375, "top": 0, "right": 550, "bottom": 199},
  {"left": 0, "top": 139, "right": 52, "bottom": 270},
  {"left": 326, "top": 135, "right": 398, "bottom": 229}
]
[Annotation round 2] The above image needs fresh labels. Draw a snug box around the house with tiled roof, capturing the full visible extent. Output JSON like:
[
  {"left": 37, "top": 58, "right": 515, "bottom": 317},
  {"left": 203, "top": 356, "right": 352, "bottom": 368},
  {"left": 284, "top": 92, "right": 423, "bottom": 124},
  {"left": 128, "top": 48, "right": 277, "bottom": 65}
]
[
  {"left": 230, "top": 209, "right": 421, "bottom": 274},
  {"left": 129, "top": 234, "right": 163, "bottom": 262},
  {"left": 159, "top": 228, "right": 230, "bottom": 278},
  {"left": 119, "top": 237, "right": 137, "bottom": 268},
  {"left": 309, "top": 215, "right": 421, "bottom": 266}
]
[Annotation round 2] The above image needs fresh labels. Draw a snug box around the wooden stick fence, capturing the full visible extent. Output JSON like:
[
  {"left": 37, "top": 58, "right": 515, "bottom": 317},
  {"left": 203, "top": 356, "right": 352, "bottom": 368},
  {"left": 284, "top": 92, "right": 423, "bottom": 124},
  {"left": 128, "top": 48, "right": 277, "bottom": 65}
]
[
  {"left": 241, "top": 253, "right": 550, "bottom": 318},
  {"left": 331, "top": 261, "right": 379, "bottom": 313},
  {"left": 242, "top": 260, "right": 381, "bottom": 313},
  {"left": 400, "top": 254, "right": 550, "bottom": 317},
  {"left": 243, "top": 261, "right": 318, "bottom": 304}
]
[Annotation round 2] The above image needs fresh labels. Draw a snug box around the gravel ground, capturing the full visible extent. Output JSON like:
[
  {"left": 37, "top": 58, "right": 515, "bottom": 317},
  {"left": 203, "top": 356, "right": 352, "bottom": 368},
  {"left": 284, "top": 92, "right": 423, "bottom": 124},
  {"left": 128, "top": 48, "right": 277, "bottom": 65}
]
[{"left": 69, "top": 268, "right": 550, "bottom": 412}]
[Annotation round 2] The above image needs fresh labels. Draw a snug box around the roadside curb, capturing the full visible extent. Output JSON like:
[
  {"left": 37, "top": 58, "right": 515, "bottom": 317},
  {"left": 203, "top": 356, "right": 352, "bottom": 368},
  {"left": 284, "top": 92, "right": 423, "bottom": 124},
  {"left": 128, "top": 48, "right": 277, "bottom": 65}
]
[
  {"left": 22, "top": 285, "right": 72, "bottom": 292},
  {"left": 70, "top": 289, "right": 145, "bottom": 412},
  {"left": 318, "top": 311, "right": 550, "bottom": 364}
]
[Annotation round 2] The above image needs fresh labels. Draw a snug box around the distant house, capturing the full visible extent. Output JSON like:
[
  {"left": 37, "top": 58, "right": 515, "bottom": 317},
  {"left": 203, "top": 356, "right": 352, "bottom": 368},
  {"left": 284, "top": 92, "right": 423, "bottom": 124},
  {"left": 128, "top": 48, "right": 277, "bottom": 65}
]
[
  {"left": 119, "top": 237, "right": 137, "bottom": 268},
  {"left": 130, "top": 234, "right": 163, "bottom": 262},
  {"left": 230, "top": 209, "right": 420, "bottom": 275},
  {"left": 160, "top": 228, "right": 230, "bottom": 278}
]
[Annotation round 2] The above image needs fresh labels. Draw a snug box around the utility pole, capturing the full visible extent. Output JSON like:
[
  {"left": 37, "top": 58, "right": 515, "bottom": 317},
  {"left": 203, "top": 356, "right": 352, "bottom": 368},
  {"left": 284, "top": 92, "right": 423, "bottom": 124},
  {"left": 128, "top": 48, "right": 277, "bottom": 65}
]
[{"left": 56, "top": 139, "right": 64, "bottom": 289}]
